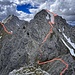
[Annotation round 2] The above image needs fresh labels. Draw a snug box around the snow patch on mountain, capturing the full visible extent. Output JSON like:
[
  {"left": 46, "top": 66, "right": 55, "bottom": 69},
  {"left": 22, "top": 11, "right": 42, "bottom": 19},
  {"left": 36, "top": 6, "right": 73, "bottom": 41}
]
[
  {"left": 58, "top": 29, "right": 61, "bottom": 32},
  {"left": 0, "top": 36, "right": 2, "bottom": 39},
  {"left": 46, "top": 14, "right": 50, "bottom": 20},
  {"left": 62, "top": 33, "right": 75, "bottom": 49},
  {"left": 61, "top": 38, "right": 75, "bottom": 57}
]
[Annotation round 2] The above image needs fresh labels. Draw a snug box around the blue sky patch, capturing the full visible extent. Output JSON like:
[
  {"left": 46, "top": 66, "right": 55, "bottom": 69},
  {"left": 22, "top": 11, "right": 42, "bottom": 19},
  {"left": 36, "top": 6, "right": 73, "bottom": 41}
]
[{"left": 17, "top": 3, "right": 38, "bottom": 14}]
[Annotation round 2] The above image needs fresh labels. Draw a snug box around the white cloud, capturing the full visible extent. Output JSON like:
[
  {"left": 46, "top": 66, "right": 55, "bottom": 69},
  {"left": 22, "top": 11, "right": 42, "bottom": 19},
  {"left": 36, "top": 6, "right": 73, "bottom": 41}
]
[
  {"left": 0, "top": 0, "right": 50, "bottom": 21},
  {"left": 0, "top": 0, "right": 75, "bottom": 23},
  {"left": 16, "top": 10, "right": 34, "bottom": 22},
  {"left": 0, "top": 0, "right": 17, "bottom": 21},
  {"left": 50, "top": 0, "right": 75, "bottom": 21},
  {"left": 38, "top": 2, "right": 47, "bottom": 10}
]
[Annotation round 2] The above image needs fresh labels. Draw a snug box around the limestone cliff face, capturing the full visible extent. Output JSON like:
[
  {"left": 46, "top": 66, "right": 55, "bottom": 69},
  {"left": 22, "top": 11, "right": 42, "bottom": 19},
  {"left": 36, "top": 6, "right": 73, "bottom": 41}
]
[{"left": 0, "top": 9, "right": 75, "bottom": 75}]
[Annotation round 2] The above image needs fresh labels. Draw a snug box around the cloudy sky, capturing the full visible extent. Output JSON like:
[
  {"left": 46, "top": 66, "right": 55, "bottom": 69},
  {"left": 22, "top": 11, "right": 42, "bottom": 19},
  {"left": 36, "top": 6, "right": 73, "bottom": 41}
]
[{"left": 0, "top": 0, "right": 75, "bottom": 25}]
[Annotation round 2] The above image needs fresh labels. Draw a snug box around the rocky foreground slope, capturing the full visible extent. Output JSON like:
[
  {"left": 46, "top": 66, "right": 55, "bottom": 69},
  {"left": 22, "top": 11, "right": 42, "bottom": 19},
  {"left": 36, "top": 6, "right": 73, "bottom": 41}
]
[{"left": 0, "top": 9, "right": 75, "bottom": 75}]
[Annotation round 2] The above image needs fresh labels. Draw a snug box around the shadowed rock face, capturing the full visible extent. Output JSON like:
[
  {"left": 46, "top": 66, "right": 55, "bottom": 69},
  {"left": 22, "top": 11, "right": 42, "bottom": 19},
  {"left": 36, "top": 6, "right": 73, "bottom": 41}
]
[{"left": 0, "top": 9, "right": 75, "bottom": 75}]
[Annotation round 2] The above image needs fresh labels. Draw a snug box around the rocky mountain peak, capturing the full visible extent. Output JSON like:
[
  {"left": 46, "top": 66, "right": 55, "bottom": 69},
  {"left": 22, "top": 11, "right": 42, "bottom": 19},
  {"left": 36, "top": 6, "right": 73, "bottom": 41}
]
[
  {"left": 0, "top": 9, "right": 75, "bottom": 75},
  {"left": 34, "top": 9, "right": 48, "bottom": 19}
]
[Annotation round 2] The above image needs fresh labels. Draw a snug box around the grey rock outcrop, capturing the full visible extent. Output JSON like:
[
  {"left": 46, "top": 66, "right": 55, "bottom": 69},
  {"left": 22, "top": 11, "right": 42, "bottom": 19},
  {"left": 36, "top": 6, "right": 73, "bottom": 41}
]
[{"left": 0, "top": 9, "right": 75, "bottom": 75}]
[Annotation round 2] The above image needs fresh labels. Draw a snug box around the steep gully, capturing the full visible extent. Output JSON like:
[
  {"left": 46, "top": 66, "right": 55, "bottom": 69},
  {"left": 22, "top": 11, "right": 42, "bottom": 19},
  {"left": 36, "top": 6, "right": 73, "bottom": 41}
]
[{"left": 0, "top": 9, "right": 74, "bottom": 75}]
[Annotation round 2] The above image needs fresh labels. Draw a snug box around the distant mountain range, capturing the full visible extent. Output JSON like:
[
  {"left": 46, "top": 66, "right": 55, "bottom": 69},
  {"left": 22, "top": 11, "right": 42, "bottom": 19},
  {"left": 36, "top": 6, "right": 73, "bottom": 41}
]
[{"left": 0, "top": 9, "right": 75, "bottom": 75}]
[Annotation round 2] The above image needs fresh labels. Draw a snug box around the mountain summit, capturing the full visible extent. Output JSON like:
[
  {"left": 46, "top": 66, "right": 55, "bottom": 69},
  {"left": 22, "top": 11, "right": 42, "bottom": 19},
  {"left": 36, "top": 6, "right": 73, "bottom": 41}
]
[{"left": 0, "top": 9, "right": 75, "bottom": 75}]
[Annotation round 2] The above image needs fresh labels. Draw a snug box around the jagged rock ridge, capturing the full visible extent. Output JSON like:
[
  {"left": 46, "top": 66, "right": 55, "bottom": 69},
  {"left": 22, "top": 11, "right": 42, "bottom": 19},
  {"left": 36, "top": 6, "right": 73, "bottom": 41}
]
[{"left": 0, "top": 9, "right": 75, "bottom": 75}]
